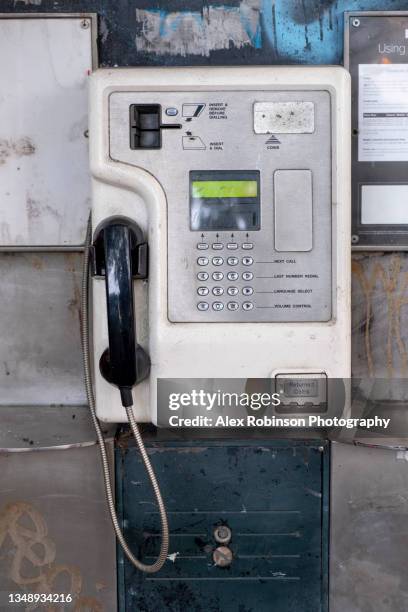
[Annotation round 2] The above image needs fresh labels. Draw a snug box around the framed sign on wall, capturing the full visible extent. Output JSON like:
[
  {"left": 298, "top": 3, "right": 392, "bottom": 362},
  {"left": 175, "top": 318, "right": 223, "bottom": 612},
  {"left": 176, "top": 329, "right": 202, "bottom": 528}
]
[{"left": 345, "top": 11, "right": 408, "bottom": 250}]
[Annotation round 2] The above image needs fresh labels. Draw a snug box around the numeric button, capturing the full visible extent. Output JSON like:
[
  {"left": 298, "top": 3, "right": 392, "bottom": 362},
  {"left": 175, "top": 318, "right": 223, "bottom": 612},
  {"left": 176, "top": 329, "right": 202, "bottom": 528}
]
[
  {"left": 212, "top": 302, "right": 224, "bottom": 311},
  {"left": 227, "top": 287, "right": 239, "bottom": 296},
  {"left": 212, "top": 257, "right": 224, "bottom": 266},
  {"left": 197, "top": 271, "right": 209, "bottom": 281},
  {"left": 197, "top": 302, "right": 209, "bottom": 311},
  {"left": 212, "top": 287, "right": 224, "bottom": 296},
  {"left": 227, "top": 271, "right": 239, "bottom": 281},
  {"left": 197, "top": 287, "right": 209, "bottom": 296},
  {"left": 242, "top": 257, "right": 253, "bottom": 266},
  {"left": 227, "top": 256, "right": 239, "bottom": 266},
  {"left": 212, "top": 271, "right": 224, "bottom": 281},
  {"left": 197, "top": 257, "right": 209, "bottom": 266}
]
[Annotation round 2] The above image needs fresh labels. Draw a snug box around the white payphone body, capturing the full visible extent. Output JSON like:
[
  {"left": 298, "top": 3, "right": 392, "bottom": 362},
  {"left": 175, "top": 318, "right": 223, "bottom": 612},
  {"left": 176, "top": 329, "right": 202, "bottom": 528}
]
[{"left": 89, "top": 66, "right": 351, "bottom": 423}]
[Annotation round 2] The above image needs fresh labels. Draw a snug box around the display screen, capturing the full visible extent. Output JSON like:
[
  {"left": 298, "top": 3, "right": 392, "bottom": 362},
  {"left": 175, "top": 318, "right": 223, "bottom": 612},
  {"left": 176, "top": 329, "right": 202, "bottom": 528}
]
[
  {"left": 190, "top": 171, "right": 260, "bottom": 231},
  {"left": 191, "top": 180, "right": 258, "bottom": 200}
]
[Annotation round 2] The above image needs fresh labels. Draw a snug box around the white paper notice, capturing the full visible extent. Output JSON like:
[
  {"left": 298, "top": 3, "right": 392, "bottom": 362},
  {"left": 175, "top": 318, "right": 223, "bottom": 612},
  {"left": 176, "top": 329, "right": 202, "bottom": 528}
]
[{"left": 359, "top": 64, "right": 408, "bottom": 161}]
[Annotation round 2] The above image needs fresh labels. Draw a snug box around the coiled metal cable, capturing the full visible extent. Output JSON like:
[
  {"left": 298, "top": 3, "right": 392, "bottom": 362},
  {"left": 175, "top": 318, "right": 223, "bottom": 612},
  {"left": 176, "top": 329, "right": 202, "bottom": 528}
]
[{"left": 81, "top": 216, "right": 169, "bottom": 573}]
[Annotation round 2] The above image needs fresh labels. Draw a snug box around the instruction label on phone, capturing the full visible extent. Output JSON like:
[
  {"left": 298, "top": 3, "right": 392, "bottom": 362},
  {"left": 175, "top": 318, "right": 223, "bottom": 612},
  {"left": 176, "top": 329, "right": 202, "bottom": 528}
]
[{"left": 359, "top": 63, "right": 408, "bottom": 161}]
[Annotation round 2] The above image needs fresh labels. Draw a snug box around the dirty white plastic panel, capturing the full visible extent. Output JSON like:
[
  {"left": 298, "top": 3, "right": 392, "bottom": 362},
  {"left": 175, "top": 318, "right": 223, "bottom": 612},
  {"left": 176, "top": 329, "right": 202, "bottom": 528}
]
[
  {"left": 90, "top": 66, "right": 351, "bottom": 422},
  {"left": 0, "top": 16, "right": 95, "bottom": 247}
]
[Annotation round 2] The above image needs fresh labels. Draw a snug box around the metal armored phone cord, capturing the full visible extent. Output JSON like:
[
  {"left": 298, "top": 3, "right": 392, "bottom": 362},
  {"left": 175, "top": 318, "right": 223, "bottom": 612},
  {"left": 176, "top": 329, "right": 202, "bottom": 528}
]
[{"left": 81, "top": 216, "right": 169, "bottom": 573}]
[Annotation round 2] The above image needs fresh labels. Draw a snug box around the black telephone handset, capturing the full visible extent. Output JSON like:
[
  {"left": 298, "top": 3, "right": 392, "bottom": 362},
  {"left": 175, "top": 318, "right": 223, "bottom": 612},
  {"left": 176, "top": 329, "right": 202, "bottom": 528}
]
[{"left": 92, "top": 218, "right": 150, "bottom": 407}]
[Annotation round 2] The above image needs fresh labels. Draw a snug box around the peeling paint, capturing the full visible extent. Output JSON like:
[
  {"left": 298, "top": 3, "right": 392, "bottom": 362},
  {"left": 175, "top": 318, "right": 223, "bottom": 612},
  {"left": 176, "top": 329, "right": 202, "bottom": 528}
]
[
  {"left": 13, "top": 0, "right": 42, "bottom": 6},
  {"left": 135, "top": 0, "right": 262, "bottom": 57}
]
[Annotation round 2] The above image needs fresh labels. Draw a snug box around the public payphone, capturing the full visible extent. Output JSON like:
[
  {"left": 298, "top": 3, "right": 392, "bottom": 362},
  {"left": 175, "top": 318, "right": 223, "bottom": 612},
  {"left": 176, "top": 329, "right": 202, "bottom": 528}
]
[
  {"left": 84, "top": 66, "right": 351, "bottom": 572},
  {"left": 89, "top": 66, "right": 351, "bottom": 423}
]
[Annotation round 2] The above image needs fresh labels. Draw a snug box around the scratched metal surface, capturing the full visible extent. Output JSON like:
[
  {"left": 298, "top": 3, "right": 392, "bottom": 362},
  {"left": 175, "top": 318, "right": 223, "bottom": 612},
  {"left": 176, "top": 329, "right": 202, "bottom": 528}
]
[
  {"left": 330, "top": 442, "right": 408, "bottom": 612},
  {"left": 0, "top": 442, "right": 117, "bottom": 610},
  {"left": 0, "top": 253, "right": 86, "bottom": 407},
  {"left": 352, "top": 253, "right": 408, "bottom": 380},
  {"left": 0, "top": 16, "right": 93, "bottom": 247},
  {"left": 117, "top": 439, "right": 329, "bottom": 612}
]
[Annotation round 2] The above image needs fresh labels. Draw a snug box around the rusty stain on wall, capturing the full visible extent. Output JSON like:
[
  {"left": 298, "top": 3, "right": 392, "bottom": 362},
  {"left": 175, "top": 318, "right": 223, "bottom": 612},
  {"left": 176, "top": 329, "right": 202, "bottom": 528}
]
[
  {"left": 135, "top": 0, "right": 262, "bottom": 57},
  {"left": 0, "top": 501, "right": 102, "bottom": 611},
  {"left": 352, "top": 254, "right": 408, "bottom": 379}
]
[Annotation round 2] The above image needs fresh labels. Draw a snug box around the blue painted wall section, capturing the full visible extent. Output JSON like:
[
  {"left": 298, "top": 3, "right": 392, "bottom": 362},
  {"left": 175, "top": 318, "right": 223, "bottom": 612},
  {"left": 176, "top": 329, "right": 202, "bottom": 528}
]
[{"left": 7, "top": 1, "right": 408, "bottom": 66}]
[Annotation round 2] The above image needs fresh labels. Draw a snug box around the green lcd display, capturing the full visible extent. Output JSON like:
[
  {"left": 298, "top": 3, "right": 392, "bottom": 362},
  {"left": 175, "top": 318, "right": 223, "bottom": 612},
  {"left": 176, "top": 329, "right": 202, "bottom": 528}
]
[
  {"left": 190, "top": 170, "right": 260, "bottom": 231},
  {"left": 192, "top": 180, "right": 258, "bottom": 200}
]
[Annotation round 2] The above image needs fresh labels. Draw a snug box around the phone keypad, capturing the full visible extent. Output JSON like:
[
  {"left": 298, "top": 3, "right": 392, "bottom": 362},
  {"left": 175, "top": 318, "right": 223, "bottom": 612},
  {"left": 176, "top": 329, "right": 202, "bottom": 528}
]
[{"left": 195, "top": 240, "right": 255, "bottom": 314}]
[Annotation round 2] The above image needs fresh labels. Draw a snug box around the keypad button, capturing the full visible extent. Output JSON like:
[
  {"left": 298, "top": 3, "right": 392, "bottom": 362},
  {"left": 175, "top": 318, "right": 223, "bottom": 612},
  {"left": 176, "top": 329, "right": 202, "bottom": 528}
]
[
  {"left": 197, "top": 257, "right": 209, "bottom": 266},
  {"left": 212, "top": 257, "right": 224, "bottom": 266},
  {"left": 242, "top": 302, "right": 254, "bottom": 311},
  {"left": 212, "top": 243, "right": 223, "bottom": 250},
  {"left": 227, "top": 286, "right": 239, "bottom": 296},
  {"left": 166, "top": 107, "right": 178, "bottom": 116},
  {"left": 242, "top": 271, "right": 253, "bottom": 281},
  {"left": 227, "top": 271, "right": 239, "bottom": 281},
  {"left": 242, "top": 286, "right": 253, "bottom": 296},
  {"left": 212, "top": 271, "right": 224, "bottom": 281},
  {"left": 212, "top": 302, "right": 224, "bottom": 311},
  {"left": 242, "top": 243, "right": 253, "bottom": 250},
  {"left": 197, "top": 287, "right": 209, "bottom": 296},
  {"left": 197, "top": 302, "right": 209, "bottom": 311},
  {"left": 197, "top": 271, "right": 209, "bottom": 281},
  {"left": 227, "top": 256, "right": 239, "bottom": 266},
  {"left": 212, "top": 287, "right": 224, "bottom": 296},
  {"left": 227, "top": 243, "right": 238, "bottom": 250},
  {"left": 242, "top": 257, "right": 253, "bottom": 266},
  {"left": 227, "top": 302, "right": 239, "bottom": 311},
  {"left": 197, "top": 242, "right": 209, "bottom": 250}
]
